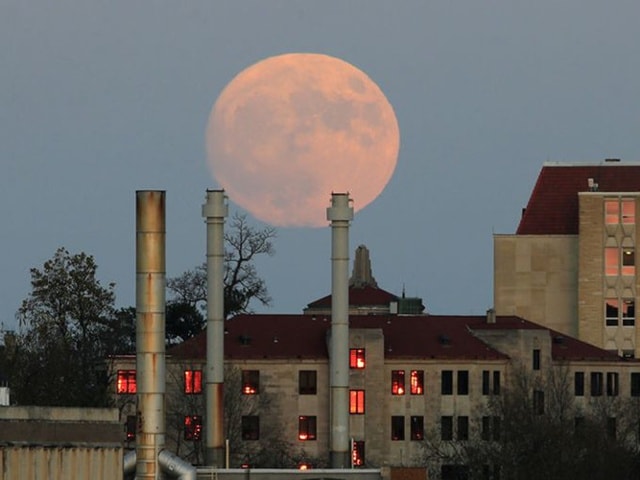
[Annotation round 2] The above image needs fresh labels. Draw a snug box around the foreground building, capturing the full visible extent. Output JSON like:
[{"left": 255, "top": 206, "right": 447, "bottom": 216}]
[
  {"left": 113, "top": 247, "right": 640, "bottom": 475},
  {"left": 494, "top": 160, "right": 640, "bottom": 357}
]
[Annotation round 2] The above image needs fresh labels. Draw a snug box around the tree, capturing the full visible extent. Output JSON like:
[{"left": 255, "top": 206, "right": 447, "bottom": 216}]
[
  {"left": 13, "top": 247, "right": 119, "bottom": 407},
  {"left": 167, "top": 213, "right": 276, "bottom": 326}
]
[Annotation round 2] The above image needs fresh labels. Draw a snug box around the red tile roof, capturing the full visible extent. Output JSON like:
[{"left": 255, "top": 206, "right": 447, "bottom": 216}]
[
  {"left": 305, "top": 284, "right": 398, "bottom": 309},
  {"left": 516, "top": 163, "right": 640, "bottom": 235},
  {"left": 168, "top": 313, "right": 628, "bottom": 363}
]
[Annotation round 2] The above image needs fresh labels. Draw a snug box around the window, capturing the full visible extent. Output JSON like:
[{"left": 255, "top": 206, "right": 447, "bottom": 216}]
[
  {"left": 184, "top": 415, "right": 202, "bottom": 441},
  {"left": 352, "top": 440, "right": 365, "bottom": 467},
  {"left": 606, "top": 299, "right": 620, "bottom": 326},
  {"left": 532, "top": 349, "right": 541, "bottom": 370},
  {"left": 391, "top": 416, "right": 404, "bottom": 441},
  {"left": 605, "top": 247, "right": 619, "bottom": 276},
  {"left": 410, "top": 416, "right": 424, "bottom": 441},
  {"left": 241, "top": 415, "right": 259, "bottom": 440},
  {"left": 350, "top": 389, "right": 365, "bottom": 414},
  {"left": 482, "top": 370, "right": 490, "bottom": 395},
  {"left": 575, "top": 372, "right": 585, "bottom": 396},
  {"left": 591, "top": 372, "right": 603, "bottom": 396},
  {"left": 493, "top": 371, "right": 501, "bottom": 395},
  {"left": 623, "top": 299, "right": 635, "bottom": 326},
  {"left": 126, "top": 415, "right": 136, "bottom": 441},
  {"left": 457, "top": 416, "right": 469, "bottom": 441},
  {"left": 575, "top": 416, "right": 585, "bottom": 434},
  {"left": 622, "top": 248, "right": 635, "bottom": 276},
  {"left": 631, "top": 373, "right": 640, "bottom": 396},
  {"left": 606, "top": 199, "right": 636, "bottom": 225},
  {"left": 441, "top": 465, "right": 469, "bottom": 480},
  {"left": 605, "top": 200, "right": 620, "bottom": 224},
  {"left": 242, "top": 370, "right": 259, "bottom": 395},
  {"left": 349, "top": 348, "right": 365, "bottom": 369},
  {"left": 299, "top": 370, "right": 317, "bottom": 395},
  {"left": 441, "top": 416, "right": 453, "bottom": 441},
  {"left": 117, "top": 370, "right": 136, "bottom": 394},
  {"left": 607, "top": 417, "right": 617, "bottom": 440},
  {"left": 184, "top": 370, "right": 203, "bottom": 394},
  {"left": 441, "top": 370, "right": 453, "bottom": 395},
  {"left": 622, "top": 199, "right": 636, "bottom": 224},
  {"left": 607, "top": 372, "right": 619, "bottom": 396},
  {"left": 482, "top": 416, "right": 500, "bottom": 441},
  {"left": 410, "top": 370, "right": 424, "bottom": 395},
  {"left": 391, "top": 370, "right": 405, "bottom": 395},
  {"left": 298, "top": 416, "right": 316, "bottom": 441},
  {"left": 533, "top": 390, "right": 544, "bottom": 415},
  {"left": 457, "top": 371, "right": 469, "bottom": 395}
]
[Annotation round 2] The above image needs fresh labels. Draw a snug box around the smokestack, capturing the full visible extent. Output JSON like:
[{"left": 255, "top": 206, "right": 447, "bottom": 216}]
[
  {"left": 135, "top": 190, "right": 166, "bottom": 479},
  {"left": 202, "top": 190, "right": 228, "bottom": 467},
  {"left": 327, "top": 192, "right": 353, "bottom": 468}
]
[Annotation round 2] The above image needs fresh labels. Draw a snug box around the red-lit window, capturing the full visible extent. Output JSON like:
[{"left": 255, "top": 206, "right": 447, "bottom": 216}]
[
  {"left": 184, "top": 415, "right": 202, "bottom": 441},
  {"left": 117, "top": 370, "right": 136, "bottom": 394},
  {"left": 391, "top": 370, "right": 405, "bottom": 395},
  {"left": 352, "top": 440, "right": 365, "bottom": 467},
  {"left": 605, "top": 247, "right": 619, "bottom": 276},
  {"left": 410, "top": 370, "right": 424, "bottom": 395},
  {"left": 298, "top": 416, "right": 317, "bottom": 441},
  {"left": 125, "top": 415, "right": 137, "bottom": 441},
  {"left": 349, "top": 389, "right": 365, "bottom": 414},
  {"left": 606, "top": 199, "right": 636, "bottom": 225},
  {"left": 350, "top": 349, "right": 366, "bottom": 369},
  {"left": 242, "top": 415, "right": 260, "bottom": 440},
  {"left": 184, "top": 370, "right": 203, "bottom": 394},
  {"left": 242, "top": 370, "right": 259, "bottom": 395},
  {"left": 622, "top": 200, "right": 636, "bottom": 224},
  {"left": 605, "top": 200, "right": 620, "bottom": 224}
]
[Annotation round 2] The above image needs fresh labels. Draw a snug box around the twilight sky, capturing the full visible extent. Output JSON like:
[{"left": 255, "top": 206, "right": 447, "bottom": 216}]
[{"left": 2, "top": 1, "right": 639, "bottom": 331}]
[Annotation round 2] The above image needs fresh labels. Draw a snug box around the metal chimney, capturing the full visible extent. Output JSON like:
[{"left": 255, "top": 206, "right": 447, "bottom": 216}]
[
  {"left": 326, "top": 192, "right": 353, "bottom": 468},
  {"left": 202, "top": 190, "right": 228, "bottom": 467},
  {"left": 135, "top": 190, "right": 166, "bottom": 479}
]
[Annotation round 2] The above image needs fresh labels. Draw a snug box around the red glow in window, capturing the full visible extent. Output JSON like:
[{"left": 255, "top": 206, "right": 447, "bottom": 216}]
[
  {"left": 350, "top": 349, "right": 366, "bottom": 369},
  {"left": 184, "top": 415, "right": 202, "bottom": 441},
  {"left": 117, "top": 370, "right": 136, "bottom": 394},
  {"left": 410, "top": 370, "right": 424, "bottom": 395},
  {"left": 392, "top": 370, "right": 405, "bottom": 395},
  {"left": 184, "top": 370, "right": 203, "bottom": 394},
  {"left": 352, "top": 440, "right": 365, "bottom": 467},
  {"left": 350, "top": 390, "right": 365, "bottom": 414}
]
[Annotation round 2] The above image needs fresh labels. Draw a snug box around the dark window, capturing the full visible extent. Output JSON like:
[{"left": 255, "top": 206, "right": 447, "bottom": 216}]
[
  {"left": 349, "top": 348, "right": 365, "bottom": 369},
  {"left": 457, "top": 416, "right": 469, "bottom": 441},
  {"left": 574, "top": 372, "right": 585, "bottom": 396},
  {"left": 493, "top": 371, "right": 501, "bottom": 395},
  {"left": 632, "top": 373, "right": 640, "bottom": 396},
  {"left": 410, "top": 416, "right": 424, "bottom": 441},
  {"left": 482, "top": 416, "right": 501, "bottom": 441},
  {"left": 623, "top": 299, "right": 635, "bottom": 326},
  {"left": 391, "top": 370, "right": 405, "bottom": 395},
  {"left": 457, "top": 371, "right": 469, "bottom": 395},
  {"left": 607, "top": 417, "right": 617, "bottom": 440},
  {"left": 184, "top": 370, "right": 202, "bottom": 394},
  {"left": 352, "top": 440, "right": 365, "bottom": 467},
  {"left": 607, "top": 372, "right": 619, "bottom": 396},
  {"left": 410, "top": 370, "right": 424, "bottom": 395},
  {"left": 350, "top": 389, "right": 365, "bottom": 414},
  {"left": 591, "top": 372, "right": 603, "bottom": 396},
  {"left": 391, "top": 416, "right": 404, "bottom": 441},
  {"left": 117, "top": 370, "right": 136, "bottom": 394},
  {"left": 575, "top": 416, "right": 585, "bottom": 434},
  {"left": 533, "top": 349, "right": 541, "bottom": 370},
  {"left": 242, "top": 415, "right": 259, "bottom": 440},
  {"left": 492, "top": 417, "right": 501, "bottom": 441},
  {"left": 184, "top": 415, "right": 202, "bottom": 441},
  {"left": 298, "top": 416, "right": 316, "bottom": 441},
  {"left": 441, "top": 465, "right": 469, "bottom": 480},
  {"left": 533, "top": 390, "right": 544, "bottom": 415},
  {"left": 299, "top": 370, "right": 317, "bottom": 395},
  {"left": 126, "top": 415, "right": 136, "bottom": 441},
  {"left": 482, "top": 370, "right": 490, "bottom": 395},
  {"left": 441, "top": 416, "right": 453, "bottom": 441},
  {"left": 242, "top": 370, "right": 259, "bottom": 395},
  {"left": 441, "top": 370, "right": 453, "bottom": 395}
]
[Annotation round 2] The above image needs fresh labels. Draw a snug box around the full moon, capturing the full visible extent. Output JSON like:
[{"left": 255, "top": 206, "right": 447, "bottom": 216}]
[{"left": 205, "top": 53, "right": 400, "bottom": 227}]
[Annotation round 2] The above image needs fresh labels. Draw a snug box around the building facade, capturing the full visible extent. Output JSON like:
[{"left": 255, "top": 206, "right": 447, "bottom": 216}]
[{"left": 494, "top": 160, "right": 640, "bottom": 357}]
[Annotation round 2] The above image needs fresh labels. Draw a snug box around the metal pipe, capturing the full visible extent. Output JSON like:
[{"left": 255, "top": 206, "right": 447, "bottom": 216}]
[
  {"left": 123, "top": 449, "right": 136, "bottom": 477},
  {"left": 135, "top": 190, "right": 166, "bottom": 479},
  {"left": 158, "top": 449, "right": 197, "bottom": 480},
  {"left": 202, "top": 190, "right": 228, "bottom": 467},
  {"left": 326, "top": 192, "right": 353, "bottom": 468}
]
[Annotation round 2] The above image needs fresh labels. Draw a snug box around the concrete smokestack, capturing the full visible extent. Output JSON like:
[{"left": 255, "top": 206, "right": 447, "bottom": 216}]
[
  {"left": 326, "top": 192, "right": 353, "bottom": 468},
  {"left": 202, "top": 190, "right": 228, "bottom": 467},
  {"left": 135, "top": 190, "right": 166, "bottom": 479}
]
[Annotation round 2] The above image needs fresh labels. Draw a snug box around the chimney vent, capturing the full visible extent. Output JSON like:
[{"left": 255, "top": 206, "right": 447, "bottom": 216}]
[
  {"left": 486, "top": 308, "right": 496, "bottom": 324},
  {"left": 605, "top": 158, "right": 621, "bottom": 162}
]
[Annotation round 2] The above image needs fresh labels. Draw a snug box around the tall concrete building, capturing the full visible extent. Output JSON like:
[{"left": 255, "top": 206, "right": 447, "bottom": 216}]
[{"left": 494, "top": 160, "right": 640, "bottom": 357}]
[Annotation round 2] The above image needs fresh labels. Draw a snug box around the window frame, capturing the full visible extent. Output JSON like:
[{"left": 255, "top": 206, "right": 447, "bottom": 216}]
[
  {"left": 457, "top": 416, "right": 469, "bottom": 441},
  {"left": 631, "top": 372, "right": 640, "bottom": 397},
  {"left": 299, "top": 370, "right": 317, "bottom": 395},
  {"left": 349, "top": 348, "right": 366, "bottom": 369},
  {"left": 591, "top": 372, "right": 604, "bottom": 397},
  {"left": 410, "top": 370, "right": 424, "bottom": 395},
  {"left": 532, "top": 349, "right": 541, "bottom": 370},
  {"left": 606, "top": 372, "right": 619, "bottom": 396},
  {"left": 184, "top": 369, "right": 203, "bottom": 395},
  {"left": 349, "top": 389, "right": 365, "bottom": 414},
  {"left": 441, "top": 370, "right": 453, "bottom": 395},
  {"left": 391, "top": 416, "right": 405, "bottom": 441},
  {"left": 298, "top": 415, "right": 317, "bottom": 441},
  {"left": 241, "top": 415, "right": 260, "bottom": 440},
  {"left": 457, "top": 370, "right": 469, "bottom": 395},
  {"left": 391, "top": 370, "right": 405, "bottom": 395},
  {"left": 184, "top": 415, "right": 202, "bottom": 441},
  {"left": 410, "top": 416, "right": 424, "bottom": 441},
  {"left": 575, "top": 371, "right": 585, "bottom": 396},
  {"left": 441, "top": 416, "right": 453, "bottom": 441},
  {"left": 241, "top": 370, "right": 259, "bottom": 395},
  {"left": 117, "top": 370, "right": 137, "bottom": 394},
  {"left": 352, "top": 440, "right": 365, "bottom": 467}
]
